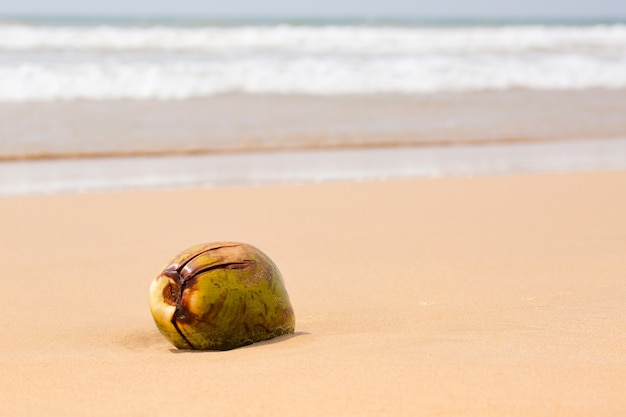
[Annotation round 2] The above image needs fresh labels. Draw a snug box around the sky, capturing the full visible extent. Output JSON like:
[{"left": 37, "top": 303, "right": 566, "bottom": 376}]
[{"left": 0, "top": 0, "right": 624, "bottom": 18}]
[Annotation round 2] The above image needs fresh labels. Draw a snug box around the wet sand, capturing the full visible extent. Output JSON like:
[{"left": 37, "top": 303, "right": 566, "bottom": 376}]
[
  {"left": 2, "top": 90, "right": 626, "bottom": 159},
  {"left": 1, "top": 170, "right": 624, "bottom": 416},
  {"left": 2, "top": 136, "right": 626, "bottom": 195}
]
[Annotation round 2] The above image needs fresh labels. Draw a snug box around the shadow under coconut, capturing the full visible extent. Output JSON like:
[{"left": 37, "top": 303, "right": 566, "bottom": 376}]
[{"left": 168, "top": 331, "right": 310, "bottom": 353}]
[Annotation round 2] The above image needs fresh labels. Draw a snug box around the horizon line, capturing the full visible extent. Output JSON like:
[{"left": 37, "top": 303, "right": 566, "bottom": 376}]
[
  {"left": 1, "top": 13, "right": 625, "bottom": 21},
  {"left": 0, "top": 14, "right": 625, "bottom": 28}
]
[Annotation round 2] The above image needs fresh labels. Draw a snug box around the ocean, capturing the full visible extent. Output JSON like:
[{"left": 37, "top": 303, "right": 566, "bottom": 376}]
[
  {"left": 0, "top": 16, "right": 625, "bottom": 194},
  {"left": 1, "top": 16, "right": 626, "bottom": 100}
]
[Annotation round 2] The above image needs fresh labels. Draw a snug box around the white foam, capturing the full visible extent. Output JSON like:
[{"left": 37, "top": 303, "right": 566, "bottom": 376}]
[
  {"left": 1, "top": 54, "right": 625, "bottom": 101},
  {"left": 0, "top": 23, "right": 625, "bottom": 101},
  {"left": 1, "top": 24, "right": 625, "bottom": 53}
]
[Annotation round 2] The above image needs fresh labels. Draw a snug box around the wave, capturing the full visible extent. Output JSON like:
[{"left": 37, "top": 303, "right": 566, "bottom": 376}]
[
  {"left": 1, "top": 23, "right": 625, "bottom": 53},
  {"left": 0, "top": 23, "right": 625, "bottom": 100},
  {"left": 1, "top": 54, "right": 625, "bottom": 101}
]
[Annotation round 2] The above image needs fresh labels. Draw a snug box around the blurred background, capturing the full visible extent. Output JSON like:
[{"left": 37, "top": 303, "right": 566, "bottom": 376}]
[{"left": 0, "top": 0, "right": 625, "bottom": 194}]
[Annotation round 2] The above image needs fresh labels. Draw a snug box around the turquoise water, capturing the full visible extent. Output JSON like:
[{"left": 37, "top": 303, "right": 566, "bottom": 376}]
[{"left": 1, "top": 14, "right": 625, "bottom": 26}]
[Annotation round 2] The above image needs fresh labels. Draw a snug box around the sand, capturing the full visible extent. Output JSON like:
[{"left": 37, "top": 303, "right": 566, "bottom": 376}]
[
  {"left": 2, "top": 90, "right": 626, "bottom": 159},
  {"left": 0, "top": 171, "right": 625, "bottom": 416}
]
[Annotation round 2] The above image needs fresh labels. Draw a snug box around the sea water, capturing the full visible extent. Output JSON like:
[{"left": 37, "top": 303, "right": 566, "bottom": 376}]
[
  {"left": 0, "top": 17, "right": 625, "bottom": 100},
  {"left": 0, "top": 16, "right": 625, "bottom": 194}
]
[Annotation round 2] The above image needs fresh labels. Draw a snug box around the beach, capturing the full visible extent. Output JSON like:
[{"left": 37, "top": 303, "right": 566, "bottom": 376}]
[
  {"left": 2, "top": 90, "right": 626, "bottom": 195},
  {"left": 1, "top": 16, "right": 625, "bottom": 415},
  {"left": 3, "top": 90, "right": 626, "bottom": 160},
  {"left": 1, "top": 171, "right": 625, "bottom": 416}
]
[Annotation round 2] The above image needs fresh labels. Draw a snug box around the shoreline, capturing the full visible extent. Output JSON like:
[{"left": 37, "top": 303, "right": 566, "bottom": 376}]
[
  {"left": 2, "top": 90, "right": 626, "bottom": 159},
  {"left": 2, "top": 136, "right": 626, "bottom": 196},
  {"left": 0, "top": 134, "right": 617, "bottom": 163}
]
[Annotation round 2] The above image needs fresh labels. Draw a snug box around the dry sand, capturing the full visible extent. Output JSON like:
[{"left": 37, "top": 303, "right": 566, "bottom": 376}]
[{"left": 0, "top": 171, "right": 625, "bottom": 416}]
